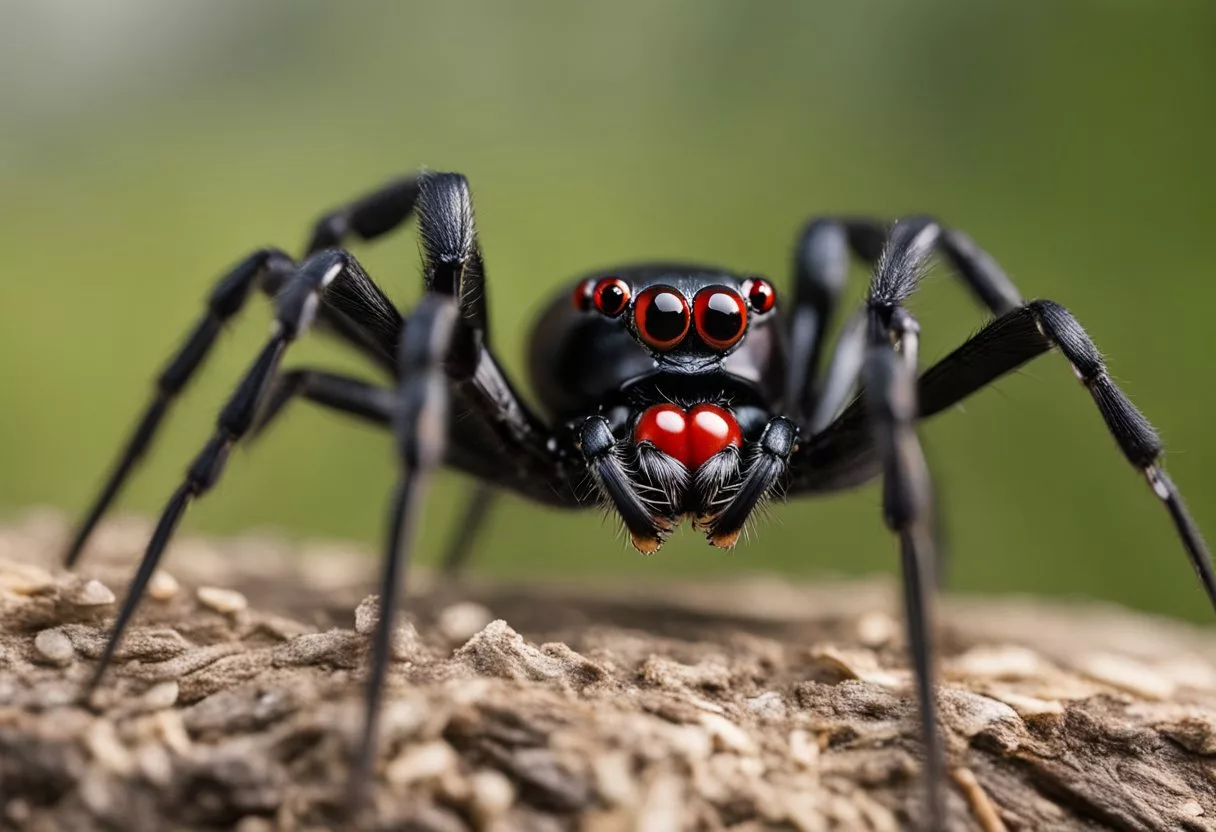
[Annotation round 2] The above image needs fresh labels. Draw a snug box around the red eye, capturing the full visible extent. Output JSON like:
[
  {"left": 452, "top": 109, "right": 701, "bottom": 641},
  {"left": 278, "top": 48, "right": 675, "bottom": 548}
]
[
  {"left": 592, "top": 277, "right": 630, "bottom": 317},
  {"left": 741, "top": 278, "right": 776, "bottom": 314},
  {"left": 693, "top": 287, "right": 747, "bottom": 351},
  {"left": 634, "top": 285, "right": 690, "bottom": 350},
  {"left": 571, "top": 279, "right": 595, "bottom": 311}
]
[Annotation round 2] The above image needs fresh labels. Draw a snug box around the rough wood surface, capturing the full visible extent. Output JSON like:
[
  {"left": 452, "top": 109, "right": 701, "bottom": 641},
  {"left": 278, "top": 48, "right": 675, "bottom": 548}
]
[{"left": 2, "top": 509, "right": 1216, "bottom": 831}]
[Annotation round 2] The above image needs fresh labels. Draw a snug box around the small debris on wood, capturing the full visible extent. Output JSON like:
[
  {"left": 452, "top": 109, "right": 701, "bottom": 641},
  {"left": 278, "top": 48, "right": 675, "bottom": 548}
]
[
  {"left": 196, "top": 586, "right": 248, "bottom": 615},
  {"left": 146, "top": 570, "right": 179, "bottom": 601},
  {"left": 33, "top": 627, "right": 74, "bottom": 666},
  {"left": 70, "top": 578, "right": 115, "bottom": 608}
]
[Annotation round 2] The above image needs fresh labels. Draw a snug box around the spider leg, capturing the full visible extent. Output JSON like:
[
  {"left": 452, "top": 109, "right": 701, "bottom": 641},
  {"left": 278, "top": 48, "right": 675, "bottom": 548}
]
[
  {"left": 252, "top": 368, "right": 398, "bottom": 436},
  {"left": 410, "top": 173, "right": 571, "bottom": 570},
  {"left": 795, "top": 289, "right": 1216, "bottom": 613},
  {"left": 786, "top": 214, "right": 1026, "bottom": 431},
  {"left": 862, "top": 307, "right": 946, "bottom": 832},
  {"left": 281, "top": 174, "right": 429, "bottom": 372},
  {"left": 63, "top": 248, "right": 295, "bottom": 567},
  {"left": 66, "top": 176, "right": 428, "bottom": 568},
  {"left": 578, "top": 416, "right": 669, "bottom": 551},
  {"left": 788, "top": 222, "right": 948, "bottom": 827},
  {"left": 296, "top": 172, "right": 540, "bottom": 579},
  {"left": 789, "top": 215, "right": 1025, "bottom": 494},
  {"left": 935, "top": 227, "right": 1023, "bottom": 315},
  {"left": 247, "top": 365, "right": 520, "bottom": 576},
  {"left": 807, "top": 307, "right": 868, "bottom": 434},
  {"left": 921, "top": 303, "right": 1214, "bottom": 608},
  {"left": 305, "top": 175, "right": 422, "bottom": 254},
  {"left": 86, "top": 251, "right": 386, "bottom": 693},
  {"left": 701, "top": 417, "right": 798, "bottom": 547},
  {"left": 785, "top": 217, "right": 889, "bottom": 417},
  {"left": 810, "top": 216, "right": 939, "bottom": 431},
  {"left": 793, "top": 293, "right": 1215, "bottom": 822},
  {"left": 350, "top": 293, "right": 458, "bottom": 810},
  {"left": 349, "top": 173, "right": 593, "bottom": 803},
  {"left": 415, "top": 173, "right": 549, "bottom": 462},
  {"left": 251, "top": 367, "right": 575, "bottom": 507}
]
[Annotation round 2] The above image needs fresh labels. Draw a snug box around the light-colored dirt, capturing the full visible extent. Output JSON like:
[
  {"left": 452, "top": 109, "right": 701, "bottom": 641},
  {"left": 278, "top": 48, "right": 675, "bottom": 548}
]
[{"left": 2, "top": 509, "right": 1216, "bottom": 831}]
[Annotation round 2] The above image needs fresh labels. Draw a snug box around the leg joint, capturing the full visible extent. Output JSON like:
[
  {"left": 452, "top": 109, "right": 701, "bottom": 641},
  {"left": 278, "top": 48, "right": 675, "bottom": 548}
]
[
  {"left": 578, "top": 416, "right": 616, "bottom": 458},
  {"left": 759, "top": 417, "right": 797, "bottom": 458},
  {"left": 1027, "top": 299, "right": 1104, "bottom": 383}
]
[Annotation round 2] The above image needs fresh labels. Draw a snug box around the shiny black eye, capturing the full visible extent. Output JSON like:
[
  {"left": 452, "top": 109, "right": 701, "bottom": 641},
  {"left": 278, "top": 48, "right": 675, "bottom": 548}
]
[
  {"left": 693, "top": 287, "right": 747, "bottom": 350},
  {"left": 740, "top": 278, "right": 776, "bottom": 314},
  {"left": 571, "top": 279, "right": 595, "bottom": 311},
  {"left": 634, "top": 285, "right": 690, "bottom": 350},
  {"left": 592, "top": 277, "right": 630, "bottom": 317}
]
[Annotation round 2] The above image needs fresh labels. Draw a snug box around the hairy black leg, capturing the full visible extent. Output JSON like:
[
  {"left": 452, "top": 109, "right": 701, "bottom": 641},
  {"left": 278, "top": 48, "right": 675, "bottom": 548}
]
[
  {"left": 863, "top": 310, "right": 945, "bottom": 832},
  {"left": 439, "top": 485, "right": 499, "bottom": 579},
  {"left": 807, "top": 308, "right": 868, "bottom": 434},
  {"left": 285, "top": 172, "right": 573, "bottom": 502},
  {"left": 790, "top": 219, "right": 947, "bottom": 826},
  {"left": 785, "top": 218, "right": 888, "bottom": 420},
  {"left": 417, "top": 173, "right": 490, "bottom": 336},
  {"left": 314, "top": 171, "right": 547, "bottom": 465},
  {"left": 936, "top": 228, "right": 1023, "bottom": 316},
  {"left": 927, "top": 303, "right": 1215, "bottom": 609},
  {"left": 689, "top": 446, "right": 742, "bottom": 526},
  {"left": 291, "top": 255, "right": 406, "bottom": 374},
  {"left": 785, "top": 220, "right": 849, "bottom": 416},
  {"left": 414, "top": 173, "right": 552, "bottom": 471},
  {"left": 800, "top": 300, "right": 1216, "bottom": 614},
  {"left": 804, "top": 216, "right": 938, "bottom": 435},
  {"left": 292, "top": 175, "right": 427, "bottom": 371},
  {"left": 295, "top": 173, "right": 570, "bottom": 518},
  {"left": 68, "top": 171, "right": 431, "bottom": 570},
  {"left": 702, "top": 418, "right": 798, "bottom": 547},
  {"left": 251, "top": 368, "right": 396, "bottom": 437},
  {"left": 306, "top": 175, "right": 423, "bottom": 254},
  {"left": 866, "top": 215, "right": 1023, "bottom": 317},
  {"left": 64, "top": 248, "right": 294, "bottom": 567},
  {"left": 351, "top": 294, "right": 457, "bottom": 809},
  {"left": 787, "top": 214, "right": 1026, "bottom": 431},
  {"left": 787, "top": 217, "right": 943, "bottom": 494},
  {"left": 271, "top": 172, "right": 476, "bottom": 371},
  {"left": 87, "top": 251, "right": 367, "bottom": 693},
  {"left": 251, "top": 368, "right": 581, "bottom": 509},
  {"left": 579, "top": 417, "right": 668, "bottom": 552}
]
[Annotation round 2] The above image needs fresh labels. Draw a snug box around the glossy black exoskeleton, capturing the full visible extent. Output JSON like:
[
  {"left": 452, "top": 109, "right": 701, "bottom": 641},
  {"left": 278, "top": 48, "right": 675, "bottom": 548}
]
[
  {"left": 64, "top": 171, "right": 1215, "bottom": 829},
  {"left": 529, "top": 265, "right": 791, "bottom": 550}
]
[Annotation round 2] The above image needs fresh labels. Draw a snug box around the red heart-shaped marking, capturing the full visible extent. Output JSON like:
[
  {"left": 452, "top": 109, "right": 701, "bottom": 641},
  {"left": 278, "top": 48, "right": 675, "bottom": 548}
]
[{"left": 633, "top": 403, "right": 742, "bottom": 469}]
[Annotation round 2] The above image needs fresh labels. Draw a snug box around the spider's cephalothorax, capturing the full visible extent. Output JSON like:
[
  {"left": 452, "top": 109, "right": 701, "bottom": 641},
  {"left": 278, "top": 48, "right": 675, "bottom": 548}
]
[
  {"left": 64, "top": 171, "right": 1215, "bottom": 829},
  {"left": 530, "top": 266, "right": 790, "bottom": 551}
]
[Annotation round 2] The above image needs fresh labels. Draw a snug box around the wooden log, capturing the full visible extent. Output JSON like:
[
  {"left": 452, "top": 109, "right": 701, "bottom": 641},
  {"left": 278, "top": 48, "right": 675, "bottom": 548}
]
[{"left": 2, "top": 510, "right": 1215, "bottom": 831}]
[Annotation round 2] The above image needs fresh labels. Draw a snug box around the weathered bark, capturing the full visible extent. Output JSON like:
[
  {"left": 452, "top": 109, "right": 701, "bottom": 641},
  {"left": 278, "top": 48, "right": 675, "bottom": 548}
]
[{"left": 1, "top": 509, "right": 1215, "bottom": 831}]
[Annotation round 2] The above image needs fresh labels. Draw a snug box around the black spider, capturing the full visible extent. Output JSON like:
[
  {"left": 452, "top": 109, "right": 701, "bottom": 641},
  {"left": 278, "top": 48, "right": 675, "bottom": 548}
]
[{"left": 65, "top": 171, "right": 1214, "bottom": 828}]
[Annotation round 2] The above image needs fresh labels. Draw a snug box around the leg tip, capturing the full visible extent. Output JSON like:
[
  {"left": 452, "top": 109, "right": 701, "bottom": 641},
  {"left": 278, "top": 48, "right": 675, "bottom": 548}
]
[
  {"left": 630, "top": 532, "right": 664, "bottom": 554},
  {"left": 708, "top": 528, "right": 741, "bottom": 549}
]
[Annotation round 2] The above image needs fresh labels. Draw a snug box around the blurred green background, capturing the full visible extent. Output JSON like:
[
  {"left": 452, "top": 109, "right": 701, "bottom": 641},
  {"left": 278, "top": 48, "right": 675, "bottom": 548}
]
[{"left": 2, "top": 2, "right": 1213, "bottom": 620}]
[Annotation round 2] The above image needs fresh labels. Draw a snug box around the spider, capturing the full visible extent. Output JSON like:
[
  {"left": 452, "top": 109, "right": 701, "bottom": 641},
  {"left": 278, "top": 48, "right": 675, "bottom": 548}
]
[{"left": 65, "top": 171, "right": 1214, "bottom": 828}]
